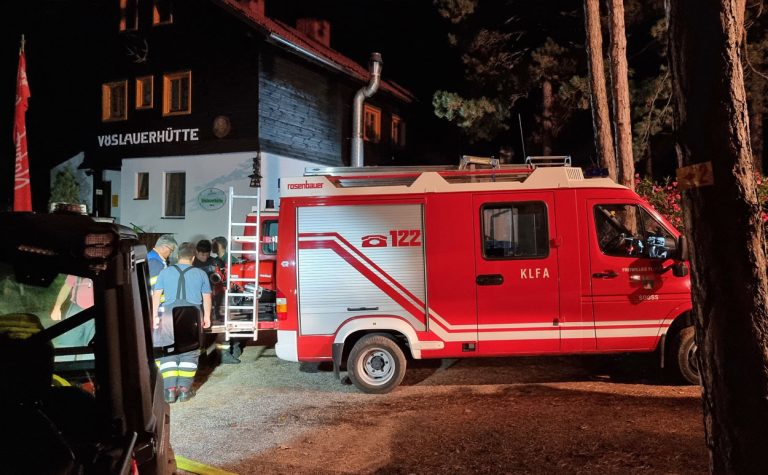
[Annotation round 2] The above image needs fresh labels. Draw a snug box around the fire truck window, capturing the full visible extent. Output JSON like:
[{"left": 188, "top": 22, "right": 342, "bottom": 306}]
[
  {"left": 482, "top": 202, "right": 548, "bottom": 259},
  {"left": 262, "top": 220, "right": 278, "bottom": 255},
  {"left": 594, "top": 204, "right": 675, "bottom": 259}
]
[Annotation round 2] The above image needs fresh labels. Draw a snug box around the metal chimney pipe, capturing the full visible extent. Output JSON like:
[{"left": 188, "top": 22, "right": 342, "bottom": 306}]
[{"left": 351, "top": 53, "right": 383, "bottom": 167}]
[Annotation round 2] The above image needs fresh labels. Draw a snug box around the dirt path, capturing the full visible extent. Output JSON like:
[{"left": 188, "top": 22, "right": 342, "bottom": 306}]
[{"left": 172, "top": 336, "right": 707, "bottom": 474}]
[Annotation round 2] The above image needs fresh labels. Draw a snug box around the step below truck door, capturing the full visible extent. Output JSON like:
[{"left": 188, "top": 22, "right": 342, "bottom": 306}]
[{"left": 473, "top": 192, "right": 561, "bottom": 354}]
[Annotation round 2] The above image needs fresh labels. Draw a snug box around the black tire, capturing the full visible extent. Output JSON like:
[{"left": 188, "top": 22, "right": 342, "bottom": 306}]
[
  {"left": 671, "top": 326, "right": 700, "bottom": 385},
  {"left": 347, "top": 335, "right": 407, "bottom": 394}
]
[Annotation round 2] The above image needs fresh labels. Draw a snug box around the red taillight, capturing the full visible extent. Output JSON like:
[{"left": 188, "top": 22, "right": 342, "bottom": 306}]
[{"left": 276, "top": 289, "right": 288, "bottom": 320}]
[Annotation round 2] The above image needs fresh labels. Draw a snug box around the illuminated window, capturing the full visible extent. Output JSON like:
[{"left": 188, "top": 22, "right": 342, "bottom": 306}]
[
  {"left": 119, "top": 0, "right": 138, "bottom": 32},
  {"left": 136, "top": 76, "right": 153, "bottom": 109},
  {"left": 391, "top": 114, "right": 406, "bottom": 147},
  {"left": 163, "top": 71, "right": 191, "bottom": 116},
  {"left": 153, "top": 0, "right": 173, "bottom": 25},
  {"left": 136, "top": 172, "right": 149, "bottom": 200},
  {"left": 364, "top": 104, "right": 381, "bottom": 143},
  {"left": 164, "top": 172, "right": 185, "bottom": 217},
  {"left": 102, "top": 80, "right": 128, "bottom": 122}
]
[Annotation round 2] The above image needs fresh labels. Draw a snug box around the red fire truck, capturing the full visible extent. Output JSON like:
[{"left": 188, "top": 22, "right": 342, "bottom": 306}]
[
  {"left": 274, "top": 157, "right": 695, "bottom": 393},
  {"left": 227, "top": 207, "right": 279, "bottom": 309}
]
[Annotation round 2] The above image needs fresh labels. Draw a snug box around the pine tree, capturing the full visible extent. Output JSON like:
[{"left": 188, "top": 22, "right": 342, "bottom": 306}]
[
  {"left": 584, "top": 0, "right": 616, "bottom": 179},
  {"left": 432, "top": 0, "right": 587, "bottom": 154},
  {"left": 668, "top": 0, "right": 768, "bottom": 471}
]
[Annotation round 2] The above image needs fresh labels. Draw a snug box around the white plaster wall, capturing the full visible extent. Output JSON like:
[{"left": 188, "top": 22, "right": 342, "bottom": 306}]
[
  {"left": 105, "top": 169, "right": 122, "bottom": 222},
  {"left": 119, "top": 151, "right": 319, "bottom": 244}
]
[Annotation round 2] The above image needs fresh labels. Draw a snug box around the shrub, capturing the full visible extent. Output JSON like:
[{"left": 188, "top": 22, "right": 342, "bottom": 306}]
[
  {"left": 635, "top": 173, "right": 768, "bottom": 233},
  {"left": 635, "top": 174, "right": 683, "bottom": 230}
]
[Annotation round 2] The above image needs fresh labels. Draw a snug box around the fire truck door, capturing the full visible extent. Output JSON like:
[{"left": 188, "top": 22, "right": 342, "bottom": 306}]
[
  {"left": 587, "top": 200, "right": 688, "bottom": 351},
  {"left": 473, "top": 193, "right": 560, "bottom": 354}
]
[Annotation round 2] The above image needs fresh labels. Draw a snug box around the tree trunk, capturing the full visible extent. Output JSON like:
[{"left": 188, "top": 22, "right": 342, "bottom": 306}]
[
  {"left": 541, "top": 78, "right": 554, "bottom": 155},
  {"left": 667, "top": 0, "right": 768, "bottom": 473},
  {"left": 750, "top": 107, "right": 764, "bottom": 174},
  {"left": 583, "top": 0, "right": 617, "bottom": 180},
  {"left": 607, "top": 0, "right": 635, "bottom": 189}
]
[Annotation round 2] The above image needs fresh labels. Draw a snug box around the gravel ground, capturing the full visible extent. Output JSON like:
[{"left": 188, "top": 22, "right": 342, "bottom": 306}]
[
  {"left": 170, "top": 332, "right": 368, "bottom": 467},
  {"left": 170, "top": 332, "right": 707, "bottom": 474}
]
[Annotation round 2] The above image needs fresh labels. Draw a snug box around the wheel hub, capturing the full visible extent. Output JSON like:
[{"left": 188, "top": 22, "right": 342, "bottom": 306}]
[{"left": 364, "top": 351, "right": 391, "bottom": 378}]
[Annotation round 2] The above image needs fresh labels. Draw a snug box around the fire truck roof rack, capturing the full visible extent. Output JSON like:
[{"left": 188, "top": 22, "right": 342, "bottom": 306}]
[
  {"left": 295, "top": 155, "right": 602, "bottom": 191},
  {"left": 303, "top": 155, "right": 546, "bottom": 188},
  {"left": 525, "top": 155, "right": 572, "bottom": 167}
]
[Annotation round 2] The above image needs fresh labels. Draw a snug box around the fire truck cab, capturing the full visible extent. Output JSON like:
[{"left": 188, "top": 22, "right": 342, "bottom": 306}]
[{"left": 275, "top": 158, "right": 695, "bottom": 393}]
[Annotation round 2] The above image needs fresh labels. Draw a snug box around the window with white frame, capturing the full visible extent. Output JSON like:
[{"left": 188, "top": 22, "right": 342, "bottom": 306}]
[
  {"left": 164, "top": 172, "right": 185, "bottom": 217},
  {"left": 135, "top": 172, "right": 149, "bottom": 200}
]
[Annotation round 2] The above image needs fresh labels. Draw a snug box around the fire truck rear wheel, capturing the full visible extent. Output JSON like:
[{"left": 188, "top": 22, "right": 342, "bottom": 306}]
[
  {"left": 672, "top": 326, "right": 700, "bottom": 385},
  {"left": 347, "top": 334, "right": 407, "bottom": 394}
]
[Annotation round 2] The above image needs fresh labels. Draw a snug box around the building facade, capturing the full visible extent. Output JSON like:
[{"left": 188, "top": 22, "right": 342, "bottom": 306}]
[{"left": 65, "top": 0, "right": 413, "bottom": 242}]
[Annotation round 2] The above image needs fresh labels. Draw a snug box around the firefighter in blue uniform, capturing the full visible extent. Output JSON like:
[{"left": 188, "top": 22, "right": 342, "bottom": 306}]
[
  {"left": 152, "top": 242, "right": 212, "bottom": 402},
  {"left": 148, "top": 235, "right": 177, "bottom": 289}
]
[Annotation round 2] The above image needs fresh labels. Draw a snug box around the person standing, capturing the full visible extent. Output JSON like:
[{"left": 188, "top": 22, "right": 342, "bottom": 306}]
[
  {"left": 148, "top": 234, "right": 177, "bottom": 291},
  {"left": 50, "top": 275, "right": 95, "bottom": 360},
  {"left": 211, "top": 236, "right": 228, "bottom": 268},
  {"left": 210, "top": 235, "right": 242, "bottom": 363},
  {"left": 193, "top": 239, "right": 216, "bottom": 274},
  {"left": 152, "top": 242, "right": 212, "bottom": 403},
  {"left": 194, "top": 239, "right": 226, "bottom": 321}
]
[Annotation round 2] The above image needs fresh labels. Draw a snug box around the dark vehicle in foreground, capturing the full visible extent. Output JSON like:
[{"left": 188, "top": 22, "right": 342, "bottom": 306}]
[{"left": 0, "top": 212, "right": 198, "bottom": 474}]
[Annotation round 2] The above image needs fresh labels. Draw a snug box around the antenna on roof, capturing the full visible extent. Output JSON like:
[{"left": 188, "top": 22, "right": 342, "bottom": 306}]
[{"left": 518, "top": 113, "right": 527, "bottom": 159}]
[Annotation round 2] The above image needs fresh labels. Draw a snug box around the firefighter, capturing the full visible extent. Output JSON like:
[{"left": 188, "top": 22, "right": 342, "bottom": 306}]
[
  {"left": 148, "top": 234, "right": 178, "bottom": 290},
  {"left": 210, "top": 236, "right": 242, "bottom": 363},
  {"left": 152, "top": 242, "right": 212, "bottom": 403},
  {"left": 193, "top": 239, "right": 225, "bottom": 317}
]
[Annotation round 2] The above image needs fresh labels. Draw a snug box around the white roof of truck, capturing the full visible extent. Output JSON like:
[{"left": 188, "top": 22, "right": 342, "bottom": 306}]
[{"left": 280, "top": 165, "right": 626, "bottom": 198}]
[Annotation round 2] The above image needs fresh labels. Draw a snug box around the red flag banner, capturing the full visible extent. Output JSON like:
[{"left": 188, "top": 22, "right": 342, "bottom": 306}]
[{"left": 14, "top": 46, "right": 32, "bottom": 212}]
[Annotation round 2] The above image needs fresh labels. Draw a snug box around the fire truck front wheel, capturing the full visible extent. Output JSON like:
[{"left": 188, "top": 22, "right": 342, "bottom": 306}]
[
  {"left": 671, "top": 326, "right": 700, "bottom": 385},
  {"left": 347, "top": 334, "right": 407, "bottom": 394}
]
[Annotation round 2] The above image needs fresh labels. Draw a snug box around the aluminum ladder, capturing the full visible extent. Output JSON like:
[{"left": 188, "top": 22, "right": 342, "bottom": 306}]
[{"left": 223, "top": 186, "right": 260, "bottom": 341}]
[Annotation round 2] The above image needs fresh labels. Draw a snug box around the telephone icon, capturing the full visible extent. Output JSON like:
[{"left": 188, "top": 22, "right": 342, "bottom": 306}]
[{"left": 361, "top": 234, "right": 388, "bottom": 248}]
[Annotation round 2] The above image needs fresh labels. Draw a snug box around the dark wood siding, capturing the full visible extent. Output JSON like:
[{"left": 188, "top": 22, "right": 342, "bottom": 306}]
[{"left": 259, "top": 51, "right": 343, "bottom": 166}]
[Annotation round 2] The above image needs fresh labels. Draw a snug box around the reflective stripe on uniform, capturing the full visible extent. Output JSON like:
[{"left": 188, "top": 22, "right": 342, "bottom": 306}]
[
  {"left": 178, "top": 361, "right": 197, "bottom": 378},
  {"left": 157, "top": 359, "right": 180, "bottom": 379},
  {"left": 158, "top": 361, "right": 177, "bottom": 371}
]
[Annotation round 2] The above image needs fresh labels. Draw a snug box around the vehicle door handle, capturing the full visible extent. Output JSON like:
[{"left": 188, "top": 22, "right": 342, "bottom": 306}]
[
  {"left": 476, "top": 274, "right": 504, "bottom": 286},
  {"left": 592, "top": 271, "right": 618, "bottom": 279},
  {"left": 347, "top": 306, "right": 379, "bottom": 312}
]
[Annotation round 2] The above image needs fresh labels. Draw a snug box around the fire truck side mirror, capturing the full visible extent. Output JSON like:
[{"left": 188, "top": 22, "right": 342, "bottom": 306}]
[
  {"left": 672, "top": 262, "right": 689, "bottom": 278},
  {"left": 676, "top": 235, "right": 689, "bottom": 261}
]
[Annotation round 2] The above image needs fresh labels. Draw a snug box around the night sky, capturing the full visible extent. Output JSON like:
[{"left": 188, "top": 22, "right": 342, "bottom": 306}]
[{"left": 0, "top": 0, "right": 466, "bottom": 210}]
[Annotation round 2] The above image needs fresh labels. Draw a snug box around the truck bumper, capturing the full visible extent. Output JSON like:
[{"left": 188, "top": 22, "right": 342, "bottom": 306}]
[{"left": 275, "top": 330, "right": 299, "bottom": 362}]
